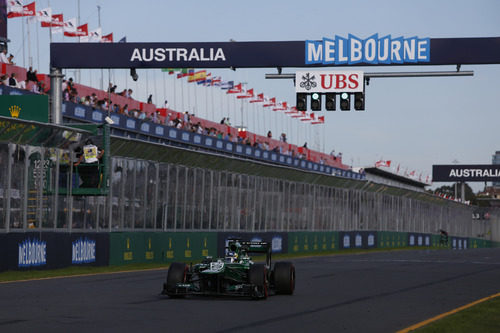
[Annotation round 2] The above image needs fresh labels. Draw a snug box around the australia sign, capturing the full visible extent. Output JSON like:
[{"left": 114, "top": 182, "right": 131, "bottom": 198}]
[{"left": 432, "top": 164, "right": 500, "bottom": 182}]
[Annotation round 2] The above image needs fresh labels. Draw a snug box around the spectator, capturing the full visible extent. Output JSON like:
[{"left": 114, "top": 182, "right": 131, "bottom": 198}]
[
  {"left": 122, "top": 104, "right": 129, "bottom": 116},
  {"left": 30, "top": 81, "right": 40, "bottom": 94},
  {"left": 224, "top": 117, "right": 231, "bottom": 126},
  {"left": 62, "top": 79, "right": 68, "bottom": 92},
  {"left": 17, "top": 79, "right": 27, "bottom": 90},
  {"left": 147, "top": 94, "right": 153, "bottom": 104},
  {"left": 267, "top": 131, "right": 272, "bottom": 139},
  {"left": 220, "top": 117, "right": 226, "bottom": 124},
  {"left": 1, "top": 74, "right": 8, "bottom": 85},
  {"left": 280, "top": 133, "right": 287, "bottom": 142},
  {"left": 302, "top": 142, "right": 308, "bottom": 149},
  {"left": 7, "top": 54, "right": 14, "bottom": 65},
  {"left": 0, "top": 49, "right": 8, "bottom": 63},
  {"left": 27, "top": 67, "right": 36, "bottom": 82},
  {"left": 125, "top": 89, "right": 133, "bottom": 98},
  {"left": 8, "top": 73, "right": 18, "bottom": 87}
]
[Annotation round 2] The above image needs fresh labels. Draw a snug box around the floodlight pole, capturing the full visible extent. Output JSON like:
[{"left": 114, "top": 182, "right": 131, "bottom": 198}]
[{"left": 49, "top": 67, "right": 64, "bottom": 124}]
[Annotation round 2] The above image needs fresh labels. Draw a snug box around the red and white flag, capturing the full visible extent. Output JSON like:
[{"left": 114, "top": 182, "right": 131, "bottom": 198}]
[
  {"left": 102, "top": 33, "right": 113, "bottom": 43},
  {"left": 312, "top": 116, "right": 325, "bottom": 125},
  {"left": 375, "top": 160, "right": 391, "bottom": 168},
  {"left": 300, "top": 112, "right": 312, "bottom": 122},
  {"left": 64, "top": 23, "right": 88, "bottom": 37},
  {"left": 263, "top": 97, "right": 276, "bottom": 107},
  {"left": 8, "top": 1, "right": 35, "bottom": 18},
  {"left": 80, "top": 27, "right": 102, "bottom": 42},
  {"left": 249, "top": 93, "right": 264, "bottom": 103},
  {"left": 30, "top": 7, "right": 51, "bottom": 23},
  {"left": 273, "top": 101, "right": 288, "bottom": 111},
  {"left": 226, "top": 83, "right": 243, "bottom": 94},
  {"left": 237, "top": 88, "right": 254, "bottom": 99},
  {"left": 41, "top": 13, "right": 63, "bottom": 28}
]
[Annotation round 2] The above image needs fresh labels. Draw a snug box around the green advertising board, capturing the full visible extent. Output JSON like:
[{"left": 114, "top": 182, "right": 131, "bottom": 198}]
[
  {"left": 0, "top": 95, "right": 49, "bottom": 123},
  {"left": 288, "top": 232, "right": 338, "bottom": 254},
  {"left": 109, "top": 232, "right": 217, "bottom": 266},
  {"left": 378, "top": 231, "right": 408, "bottom": 248}
]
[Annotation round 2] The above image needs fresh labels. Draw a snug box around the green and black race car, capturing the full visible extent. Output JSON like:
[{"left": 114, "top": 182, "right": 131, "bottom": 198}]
[{"left": 161, "top": 239, "right": 295, "bottom": 299}]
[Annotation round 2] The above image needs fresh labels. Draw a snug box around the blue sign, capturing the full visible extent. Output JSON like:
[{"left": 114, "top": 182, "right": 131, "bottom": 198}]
[
  {"left": 18, "top": 239, "right": 47, "bottom": 267},
  {"left": 306, "top": 34, "right": 430, "bottom": 65},
  {"left": 72, "top": 237, "right": 96, "bottom": 264}
]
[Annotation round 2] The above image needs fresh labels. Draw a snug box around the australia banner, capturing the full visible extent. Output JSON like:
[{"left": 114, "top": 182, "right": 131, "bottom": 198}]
[{"left": 432, "top": 164, "right": 500, "bottom": 182}]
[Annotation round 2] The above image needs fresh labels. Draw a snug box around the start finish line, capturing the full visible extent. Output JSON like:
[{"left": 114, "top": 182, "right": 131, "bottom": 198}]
[{"left": 50, "top": 35, "right": 500, "bottom": 69}]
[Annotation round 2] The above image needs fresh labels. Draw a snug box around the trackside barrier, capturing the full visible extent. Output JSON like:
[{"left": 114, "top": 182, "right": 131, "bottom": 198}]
[
  {"left": 378, "top": 231, "right": 408, "bottom": 248},
  {"left": 1, "top": 231, "right": 499, "bottom": 272},
  {"left": 288, "top": 232, "right": 339, "bottom": 254},
  {"left": 0, "top": 232, "right": 109, "bottom": 271},
  {"left": 108, "top": 232, "right": 217, "bottom": 265}
]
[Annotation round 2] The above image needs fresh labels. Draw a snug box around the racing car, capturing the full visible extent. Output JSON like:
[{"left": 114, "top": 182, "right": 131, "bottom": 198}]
[{"left": 161, "top": 239, "right": 295, "bottom": 299}]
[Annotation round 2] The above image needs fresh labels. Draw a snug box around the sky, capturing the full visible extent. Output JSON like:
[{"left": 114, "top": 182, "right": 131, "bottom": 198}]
[{"left": 6, "top": 0, "right": 500, "bottom": 192}]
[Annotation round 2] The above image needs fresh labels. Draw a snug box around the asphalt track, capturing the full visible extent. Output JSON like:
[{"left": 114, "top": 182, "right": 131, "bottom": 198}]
[{"left": 1, "top": 248, "right": 499, "bottom": 333}]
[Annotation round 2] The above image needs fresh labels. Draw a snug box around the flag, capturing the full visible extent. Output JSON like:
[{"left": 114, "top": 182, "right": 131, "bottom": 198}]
[
  {"left": 409, "top": 170, "right": 416, "bottom": 177},
  {"left": 226, "top": 83, "right": 243, "bottom": 94},
  {"left": 8, "top": 1, "right": 35, "bottom": 18},
  {"left": 80, "top": 27, "right": 101, "bottom": 42},
  {"left": 64, "top": 23, "right": 88, "bottom": 37},
  {"left": 7, "top": 0, "right": 24, "bottom": 18},
  {"left": 273, "top": 101, "right": 288, "bottom": 111},
  {"left": 176, "top": 68, "right": 193, "bottom": 78},
  {"left": 102, "top": 33, "right": 113, "bottom": 43},
  {"left": 188, "top": 70, "right": 207, "bottom": 83},
  {"left": 62, "top": 18, "right": 77, "bottom": 34},
  {"left": 32, "top": 7, "right": 51, "bottom": 23},
  {"left": 249, "top": 93, "right": 264, "bottom": 103},
  {"left": 300, "top": 111, "right": 311, "bottom": 121},
  {"left": 263, "top": 97, "right": 276, "bottom": 107},
  {"left": 118, "top": 36, "right": 127, "bottom": 43},
  {"left": 41, "top": 13, "right": 63, "bottom": 28},
  {"left": 375, "top": 160, "right": 391, "bottom": 168},
  {"left": 312, "top": 116, "right": 325, "bottom": 124},
  {"left": 211, "top": 76, "right": 222, "bottom": 86},
  {"left": 237, "top": 88, "right": 254, "bottom": 99}
]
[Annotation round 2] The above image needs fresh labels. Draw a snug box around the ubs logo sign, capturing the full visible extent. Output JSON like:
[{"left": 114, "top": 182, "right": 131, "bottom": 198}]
[{"left": 296, "top": 70, "right": 364, "bottom": 93}]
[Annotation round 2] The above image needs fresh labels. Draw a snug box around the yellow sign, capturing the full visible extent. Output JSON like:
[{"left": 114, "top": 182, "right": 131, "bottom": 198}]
[{"left": 9, "top": 105, "right": 21, "bottom": 118}]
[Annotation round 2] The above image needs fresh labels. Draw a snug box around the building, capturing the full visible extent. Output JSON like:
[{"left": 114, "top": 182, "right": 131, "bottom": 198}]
[{"left": 493, "top": 151, "right": 500, "bottom": 187}]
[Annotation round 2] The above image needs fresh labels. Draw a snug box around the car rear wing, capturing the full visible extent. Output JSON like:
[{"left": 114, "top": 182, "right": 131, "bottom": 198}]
[{"left": 226, "top": 239, "right": 272, "bottom": 267}]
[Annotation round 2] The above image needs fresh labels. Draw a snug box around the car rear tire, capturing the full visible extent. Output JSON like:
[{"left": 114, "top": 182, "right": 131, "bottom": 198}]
[
  {"left": 273, "top": 262, "right": 295, "bottom": 295},
  {"left": 249, "top": 264, "right": 268, "bottom": 299},
  {"left": 166, "top": 262, "right": 188, "bottom": 298}
]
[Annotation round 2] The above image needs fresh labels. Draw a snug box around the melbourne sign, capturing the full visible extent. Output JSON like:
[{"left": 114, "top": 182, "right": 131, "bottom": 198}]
[
  {"left": 295, "top": 70, "right": 364, "bottom": 93},
  {"left": 305, "top": 34, "right": 430, "bottom": 65},
  {"left": 432, "top": 164, "right": 500, "bottom": 182},
  {"left": 50, "top": 36, "right": 500, "bottom": 69},
  {"left": 18, "top": 239, "right": 47, "bottom": 268}
]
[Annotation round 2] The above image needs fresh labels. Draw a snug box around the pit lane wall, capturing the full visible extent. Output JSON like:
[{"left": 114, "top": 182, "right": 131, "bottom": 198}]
[{"left": 0, "top": 231, "right": 498, "bottom": 272}]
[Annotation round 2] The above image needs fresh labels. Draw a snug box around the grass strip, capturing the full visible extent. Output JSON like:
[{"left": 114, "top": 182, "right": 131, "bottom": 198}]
[{"left": 412, "top": 295, "right": 500, "bottom": 333}]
